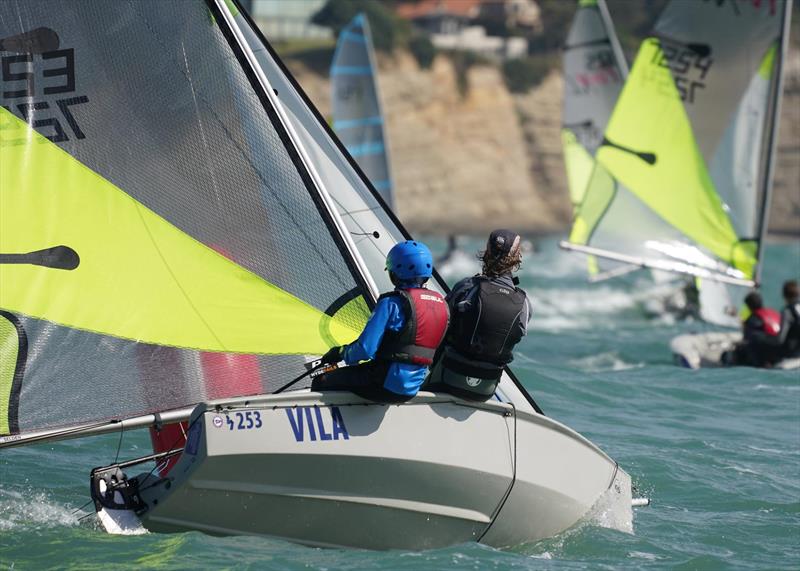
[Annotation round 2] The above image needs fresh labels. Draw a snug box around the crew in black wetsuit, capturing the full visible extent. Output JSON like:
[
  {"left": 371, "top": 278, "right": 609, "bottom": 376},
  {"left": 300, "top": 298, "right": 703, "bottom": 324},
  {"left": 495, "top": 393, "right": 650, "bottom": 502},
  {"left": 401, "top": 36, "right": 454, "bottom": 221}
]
[
  {"left": 727, "top": 291, "right": 780, "bottom": 367},
  {"left": 425, "top": 229, "right": 531, "bottom": 401},
  {"left": 773, "top": 280, "right": 800, "bottom": 362}
]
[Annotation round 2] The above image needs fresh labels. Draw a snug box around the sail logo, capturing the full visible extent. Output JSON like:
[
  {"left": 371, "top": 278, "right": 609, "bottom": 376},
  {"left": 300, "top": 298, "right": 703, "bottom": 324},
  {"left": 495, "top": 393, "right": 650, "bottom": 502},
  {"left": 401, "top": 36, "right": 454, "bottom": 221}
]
[
  {"left": 285, "top": 406, "right": 349, "bottom": 442},
  {"left": 1, "top": 27, "right": 90, "bottom": 145}
]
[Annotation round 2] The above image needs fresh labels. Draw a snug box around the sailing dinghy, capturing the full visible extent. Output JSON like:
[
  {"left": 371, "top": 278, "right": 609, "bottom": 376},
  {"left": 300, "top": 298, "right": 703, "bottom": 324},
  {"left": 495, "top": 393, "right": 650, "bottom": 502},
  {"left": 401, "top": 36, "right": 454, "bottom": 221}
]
[
  {"left": 331, "top": 13, "right": 394, "bottom": 209},
  {"left": 0, "top": 0, "right": 634, "bottom": 549},
  {"left": 561, "top": 0, "right": 794, "bottom": 361}
]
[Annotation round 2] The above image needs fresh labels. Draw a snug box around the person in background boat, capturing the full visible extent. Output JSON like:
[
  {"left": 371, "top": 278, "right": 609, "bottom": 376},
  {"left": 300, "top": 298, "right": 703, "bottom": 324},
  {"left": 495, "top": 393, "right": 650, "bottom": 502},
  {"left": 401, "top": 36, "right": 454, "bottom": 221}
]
[
  {"left": 311, "top": 240, "right": 450, "bottom": 402},
  {"left": 724, "top": 291, "right": 781, "bottom": 367},
  {"left": 771, "top": 280, "right": 800, "bottom": 362},
  {"left": 425, "top": 229, "right": 531, "bottom": 401}
]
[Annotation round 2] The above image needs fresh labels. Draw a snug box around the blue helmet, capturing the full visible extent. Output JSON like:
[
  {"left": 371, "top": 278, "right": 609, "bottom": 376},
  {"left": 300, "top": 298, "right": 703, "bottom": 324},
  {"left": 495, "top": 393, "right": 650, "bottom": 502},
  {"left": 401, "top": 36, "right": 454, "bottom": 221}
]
[{"left": 386, "top": 240, "right": 433, "bottom": 281}]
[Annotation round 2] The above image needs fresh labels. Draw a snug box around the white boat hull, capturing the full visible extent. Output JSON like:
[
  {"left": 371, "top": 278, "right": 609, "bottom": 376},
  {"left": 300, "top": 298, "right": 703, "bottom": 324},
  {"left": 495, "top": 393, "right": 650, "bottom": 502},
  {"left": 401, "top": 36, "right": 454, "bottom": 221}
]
[
  {"left": 112, "top": 391, "right": 627, "bottom": 549},
  {"left": 671, "top": 332, "right": 800, "bottom": 370}
]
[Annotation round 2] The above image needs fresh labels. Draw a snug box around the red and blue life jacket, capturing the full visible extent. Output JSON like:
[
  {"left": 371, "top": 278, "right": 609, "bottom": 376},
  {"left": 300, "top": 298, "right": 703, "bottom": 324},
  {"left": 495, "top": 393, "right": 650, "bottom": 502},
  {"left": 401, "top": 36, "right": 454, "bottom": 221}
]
[{"left": 376, "top": 288, "right": 449, "bottom": 366}]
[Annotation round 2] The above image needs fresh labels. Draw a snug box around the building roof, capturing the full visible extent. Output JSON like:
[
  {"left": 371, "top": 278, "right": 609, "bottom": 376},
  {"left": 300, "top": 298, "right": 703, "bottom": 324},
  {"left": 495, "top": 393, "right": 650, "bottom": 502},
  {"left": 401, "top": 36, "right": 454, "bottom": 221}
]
[{"left": 396, "top": 0, "right": 485, "bottom": 21}]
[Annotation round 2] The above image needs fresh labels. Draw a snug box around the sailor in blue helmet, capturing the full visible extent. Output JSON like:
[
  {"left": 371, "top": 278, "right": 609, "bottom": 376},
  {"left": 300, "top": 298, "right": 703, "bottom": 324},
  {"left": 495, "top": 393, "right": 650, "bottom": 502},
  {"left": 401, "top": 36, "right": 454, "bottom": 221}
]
[
  {"left": 425, "top": 229, "right": 531, "bottom": 401},
  {"left": 312, "top": 240, "right": 450, "bottom": 402}
]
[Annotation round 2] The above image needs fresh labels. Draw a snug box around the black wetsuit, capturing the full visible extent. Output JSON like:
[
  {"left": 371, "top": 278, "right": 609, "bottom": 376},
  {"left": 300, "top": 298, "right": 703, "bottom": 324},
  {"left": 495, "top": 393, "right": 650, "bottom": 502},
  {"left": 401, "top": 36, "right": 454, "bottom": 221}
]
[{"left": 425, "top": 273, "right": 530, "bottom": 400}]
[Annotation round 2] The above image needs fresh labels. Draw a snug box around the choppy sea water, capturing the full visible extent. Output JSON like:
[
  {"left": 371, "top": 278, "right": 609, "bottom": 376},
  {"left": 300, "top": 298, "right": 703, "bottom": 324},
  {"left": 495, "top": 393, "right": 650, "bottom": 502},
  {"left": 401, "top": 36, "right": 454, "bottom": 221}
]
[{"left": 1, "top": 236, "right": 798, "bottom": 570}]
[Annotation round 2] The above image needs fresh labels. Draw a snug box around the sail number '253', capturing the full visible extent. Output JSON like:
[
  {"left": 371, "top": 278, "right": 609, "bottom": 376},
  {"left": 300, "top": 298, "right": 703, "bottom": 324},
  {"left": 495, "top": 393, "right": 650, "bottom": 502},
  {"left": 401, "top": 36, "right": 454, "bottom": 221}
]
[{"left": 226, "top": 411, "right": 263, "bottom": 430}]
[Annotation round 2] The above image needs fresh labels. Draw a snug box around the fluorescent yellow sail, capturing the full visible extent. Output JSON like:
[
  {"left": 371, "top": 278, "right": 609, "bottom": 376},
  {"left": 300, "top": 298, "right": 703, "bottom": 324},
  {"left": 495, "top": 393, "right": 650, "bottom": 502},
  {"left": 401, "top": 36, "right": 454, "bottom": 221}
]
[
  {"left": 562, "top": 130, "right": 597, "bottom": 209},
  {"left": 0, "top": 108, "right": 364, "bottom": 354},
  {"left": 597, "top": 38, "right": 752, "bottom": 277}
]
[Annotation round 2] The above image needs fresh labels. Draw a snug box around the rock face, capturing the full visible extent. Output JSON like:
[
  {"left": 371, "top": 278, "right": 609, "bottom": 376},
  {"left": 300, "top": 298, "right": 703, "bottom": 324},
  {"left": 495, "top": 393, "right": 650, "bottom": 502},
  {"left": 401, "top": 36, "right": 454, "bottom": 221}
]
[
  {"left": 770, "top": 49, "right": 800, "bottom": 237},
  {"left": 285, "top": 49, "right": 800, "bottom": 237}
]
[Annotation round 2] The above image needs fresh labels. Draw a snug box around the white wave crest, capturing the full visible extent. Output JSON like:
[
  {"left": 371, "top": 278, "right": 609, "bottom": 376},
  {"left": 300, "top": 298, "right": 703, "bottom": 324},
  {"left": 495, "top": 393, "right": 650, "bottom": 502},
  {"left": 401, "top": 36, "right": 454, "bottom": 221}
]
[
  {"left": 568, "top": 352, "right": 643, "bottom": 372},
  {"left": 0, "top": 488, "right": 78, "bottom": 531},
  {"left": 529, "top": 285, "right": 639, "bottom": 331},
  {"left": 584, "top": 470, "right": 634, "bottom": 535}
]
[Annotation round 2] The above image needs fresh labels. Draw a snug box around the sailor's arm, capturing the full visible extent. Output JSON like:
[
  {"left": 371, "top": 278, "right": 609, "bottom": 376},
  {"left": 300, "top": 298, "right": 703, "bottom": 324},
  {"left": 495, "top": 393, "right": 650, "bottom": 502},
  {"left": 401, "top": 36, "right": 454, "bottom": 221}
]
[{"left": 341, "top": 297, "right": 398, "bottom": 364}]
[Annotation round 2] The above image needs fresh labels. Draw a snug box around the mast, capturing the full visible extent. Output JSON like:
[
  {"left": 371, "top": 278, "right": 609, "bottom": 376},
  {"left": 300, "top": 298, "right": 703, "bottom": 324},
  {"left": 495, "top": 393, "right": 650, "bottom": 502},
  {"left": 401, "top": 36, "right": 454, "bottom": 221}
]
[
  {"left": 596, "top": 0, "right": 629, "bottom": 78},
  {"left": 753, "top": 0, "right": 792, "bottom": 287},
  {"left": 210, "top": 0, "right": 380, "bottom": 302}
]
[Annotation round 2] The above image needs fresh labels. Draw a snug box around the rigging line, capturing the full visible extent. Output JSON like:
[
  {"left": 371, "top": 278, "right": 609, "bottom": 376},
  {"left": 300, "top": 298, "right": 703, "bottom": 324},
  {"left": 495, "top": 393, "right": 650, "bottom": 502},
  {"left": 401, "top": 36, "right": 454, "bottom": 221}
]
[
  {"left": 132, "top": 203, "right": 227, "bottom": 351},
  {"left": 477, "top": 402, "right": 517, "bottom": 542},
  {"left": 70, "top": 498, "right": 94, "bottom": 517},
  {"left": 340, "top": 206, "right": 384, "bottom": 216},
  {"left": 113, "top": 422, "right": 125, "bottom": 465},
  {"left": 137, "top": 9, "right": 350, "bottom": 285},
  {"left": 136, "top": 416, "right": 200, "bottom": 493}
]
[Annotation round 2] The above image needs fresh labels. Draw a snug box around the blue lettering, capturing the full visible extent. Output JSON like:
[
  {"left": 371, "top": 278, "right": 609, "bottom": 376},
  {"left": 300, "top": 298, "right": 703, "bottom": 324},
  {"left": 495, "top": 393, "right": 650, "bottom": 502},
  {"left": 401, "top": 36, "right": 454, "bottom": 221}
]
[
  {"left": 314, "top": 407, "right": 332, "bottom": 441},
  {"left": 331, "top": 406, "right": 349, "bottom": 440},
  {"left": 304, "top": 407, "right": 317, "bottom": 441},
  {"left": 285, "top": 408, "right": 305, "bottom": 441}
]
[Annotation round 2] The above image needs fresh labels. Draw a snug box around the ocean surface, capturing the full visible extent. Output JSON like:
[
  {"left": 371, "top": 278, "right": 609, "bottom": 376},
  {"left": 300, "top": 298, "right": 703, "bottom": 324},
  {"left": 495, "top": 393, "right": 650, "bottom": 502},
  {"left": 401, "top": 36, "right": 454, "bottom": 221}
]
[{"left": 1, "top": 236, "right": 798, "bottom": 570}]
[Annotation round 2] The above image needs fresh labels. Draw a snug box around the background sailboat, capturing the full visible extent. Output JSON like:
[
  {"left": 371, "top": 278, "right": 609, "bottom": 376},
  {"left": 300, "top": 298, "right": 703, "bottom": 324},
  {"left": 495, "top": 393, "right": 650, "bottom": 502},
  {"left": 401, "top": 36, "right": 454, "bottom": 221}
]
[
  {"left": 561, "top": 0, "right": 792, "bottom": 330},
  {"left": 330, "top": 13, "right": 394, "bottom": 209}
]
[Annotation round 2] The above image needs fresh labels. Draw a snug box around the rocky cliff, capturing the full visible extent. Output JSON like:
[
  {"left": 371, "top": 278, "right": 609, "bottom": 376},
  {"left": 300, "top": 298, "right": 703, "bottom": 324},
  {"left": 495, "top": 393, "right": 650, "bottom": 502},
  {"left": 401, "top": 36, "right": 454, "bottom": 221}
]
[{"left": 285, "top": 49, "right": 800, "bottom": 237}]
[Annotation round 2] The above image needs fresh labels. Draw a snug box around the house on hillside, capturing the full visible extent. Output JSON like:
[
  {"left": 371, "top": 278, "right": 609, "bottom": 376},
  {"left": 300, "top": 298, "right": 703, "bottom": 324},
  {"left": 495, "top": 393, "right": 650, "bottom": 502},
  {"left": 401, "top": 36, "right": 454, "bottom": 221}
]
[
  {"left": 478, "top": 0, "right": 542, "bottom": 32},
  {"left": 395, "top": 0, "right": 535, "bottom": 60},
  {"left": 396, "top": 0, "right": 484, "bottom": 36},
  {"left": 251, "top": 0, "right": 332, "bottom": 40}
]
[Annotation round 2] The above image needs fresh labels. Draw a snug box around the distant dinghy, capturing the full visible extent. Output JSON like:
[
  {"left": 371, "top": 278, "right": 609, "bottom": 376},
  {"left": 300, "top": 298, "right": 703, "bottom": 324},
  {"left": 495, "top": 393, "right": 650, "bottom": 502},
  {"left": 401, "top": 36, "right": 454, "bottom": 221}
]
[{"left": 331, "top": 13, "right": 394, "bottom": 209}]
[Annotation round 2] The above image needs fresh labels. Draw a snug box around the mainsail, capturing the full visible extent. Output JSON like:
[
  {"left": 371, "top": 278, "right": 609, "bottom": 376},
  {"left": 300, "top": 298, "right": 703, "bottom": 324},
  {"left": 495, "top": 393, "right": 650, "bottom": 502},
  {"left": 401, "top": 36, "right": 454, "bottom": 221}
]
[
  {"left": 0, "top": 0, "right": 380, "bottom": 438},
  {"left": 330, "top": 13, "right": 394, "bottom": 208},
  {"left": 562, "top": 0, "right": 792, "bottom": 293}
]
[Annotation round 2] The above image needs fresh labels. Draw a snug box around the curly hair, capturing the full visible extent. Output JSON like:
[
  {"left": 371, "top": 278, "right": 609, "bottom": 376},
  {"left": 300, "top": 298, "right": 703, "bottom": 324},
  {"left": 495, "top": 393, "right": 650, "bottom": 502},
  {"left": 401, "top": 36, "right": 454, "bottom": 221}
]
[{"left": 478, "top": 248, "right": 522, "bottom": 277}]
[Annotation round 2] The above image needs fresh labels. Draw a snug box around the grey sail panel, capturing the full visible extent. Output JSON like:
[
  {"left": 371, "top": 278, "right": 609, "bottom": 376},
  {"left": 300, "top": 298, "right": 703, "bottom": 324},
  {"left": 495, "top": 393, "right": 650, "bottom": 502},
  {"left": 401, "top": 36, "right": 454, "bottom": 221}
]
[
  {"left": 562, "top": 0, "right": 627, "bottom": 156},
  {"left": 654, "top": 0, "right": 781, "bottom": 164},
  {"left": 0, "top": 0, "right": 371, "bottom": 437},
  {"left": 655, "top": 0, "right": 782, "bottom": 246},
  {"left": 234, "top": 11, "right": 409, "bottom": 295},
  {"left": 331, "top": 14, "right": 394, "bottom": 207}
]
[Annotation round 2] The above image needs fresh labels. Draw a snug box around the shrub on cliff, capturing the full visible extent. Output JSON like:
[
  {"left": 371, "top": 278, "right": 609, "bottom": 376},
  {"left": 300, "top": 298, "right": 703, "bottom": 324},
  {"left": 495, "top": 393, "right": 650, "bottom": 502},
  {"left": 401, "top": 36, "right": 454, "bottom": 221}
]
[
  {"left": 502, "top": 55, "right": 554, "bottom": 94},
  {"left": 409, "top": 34, "right": 436, "bottom": 69},
  {"left": 312, "top": 0, "right": 409, "bottom": 53}
]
